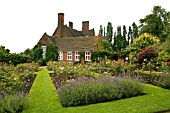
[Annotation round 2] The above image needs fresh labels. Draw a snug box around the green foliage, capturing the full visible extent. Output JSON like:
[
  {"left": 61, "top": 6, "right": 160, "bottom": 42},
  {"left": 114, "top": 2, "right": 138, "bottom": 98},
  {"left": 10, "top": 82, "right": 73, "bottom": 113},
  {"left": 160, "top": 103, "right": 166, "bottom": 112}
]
[
  {"left": 106, "top": 22, "right": 113, "bottom": 43},
  {"left": 122, "top": 25, "right": 128, "bottom": 49},
  {"left": 0, "top": 93, "right": 28, "bottom": 113},
  {"left": 45, "top": 43, "right": 58, "bottom": 62},
  {"left": 58, "top": 76, "right": 143, "bottom": 107},
  {"left": 157, "top": 50, "right": 170, "bottom": 63},
  {"left": 98, "top": 25, "right": 103, "bottom": 36},
  {"left": 7, "top": 54, "right": 32, "bottom": 66},
  {"left": 0, "top": 63, "right": 38, "bottom": 93},
  {"left": 32, "top": 42, "right": 43, "bottom": 62},
  {"left": 102, "top": 40, "right": 112, "bottom": 52},
  {"left": 128, "top": 33, "right": 160, "bottom": 63},
  {"left": 132, "top": 22, "right": 139, "bottom": 43},
  {"left": 127, "top": 26, "right": 132, "bottom": 45},
  {"left": 139, "top": 6, "right": 170, "bottom": 42},
  {"left": 91, "top": 50, "right": 115, "bottom": 62}
]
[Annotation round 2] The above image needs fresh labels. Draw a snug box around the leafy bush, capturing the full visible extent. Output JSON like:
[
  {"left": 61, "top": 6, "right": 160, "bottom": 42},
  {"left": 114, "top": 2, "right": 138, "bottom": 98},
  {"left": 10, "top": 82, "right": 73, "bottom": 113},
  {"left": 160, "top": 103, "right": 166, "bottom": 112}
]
[
  {"left": 91, "top": 50, "right": 119, "bottom": 62},
  {"left": 58, "top": 76, "right": 144, "bottom": 107},
  {"left": 137, "top": 46, "right": 157, "bottom": 63},
  {"left": 0, "top": 93, "right": 28, "bottom": 113},
  {"left": 128, "top": 33, "right": 160, "bottom": 63},
  {"left": 157, "top": 50, "right": 170, "bottom": 64},
  {"left": 0, "top": 63, "right": 38, "bottom": 94}
]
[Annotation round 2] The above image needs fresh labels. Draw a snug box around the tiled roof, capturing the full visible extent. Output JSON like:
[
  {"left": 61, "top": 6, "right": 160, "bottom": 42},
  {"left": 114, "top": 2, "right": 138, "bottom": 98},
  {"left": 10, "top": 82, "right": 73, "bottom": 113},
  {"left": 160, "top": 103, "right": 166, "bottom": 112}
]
[
  {"left": 52, "top": 25, "right": 95, "bottom": 37},
  {"left": 55, "top": 36, "right": 97, "bottom": 51},
  {"left": 39, "top": 33, "right": 55, "bottom": 46}
]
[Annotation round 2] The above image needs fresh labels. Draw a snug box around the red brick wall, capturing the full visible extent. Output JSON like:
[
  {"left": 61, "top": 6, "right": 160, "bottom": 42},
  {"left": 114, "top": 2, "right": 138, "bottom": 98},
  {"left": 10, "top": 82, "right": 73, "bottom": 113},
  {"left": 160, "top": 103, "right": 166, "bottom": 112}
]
[{"left": 59, "top": 51, "right": 78, "bottom": 62}]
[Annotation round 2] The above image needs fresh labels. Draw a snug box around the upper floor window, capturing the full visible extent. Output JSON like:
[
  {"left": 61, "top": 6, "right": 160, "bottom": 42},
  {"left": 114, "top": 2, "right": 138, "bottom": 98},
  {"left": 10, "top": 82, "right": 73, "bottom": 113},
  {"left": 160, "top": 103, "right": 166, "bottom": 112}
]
[{"left": 67, "top": 51, "right": 72, "bottom": 60}]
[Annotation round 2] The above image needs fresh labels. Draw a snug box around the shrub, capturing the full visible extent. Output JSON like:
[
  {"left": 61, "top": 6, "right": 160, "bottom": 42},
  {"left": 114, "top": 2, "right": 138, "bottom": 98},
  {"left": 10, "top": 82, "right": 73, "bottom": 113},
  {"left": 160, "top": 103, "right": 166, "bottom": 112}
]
[
  {"left": 137, "top": 46, "right": 157, "bottom": 64},
  {"left": 161, "top": 75, "right": 170, "bottom": 89},
  {"left": 58, "top": 76, "right": 144, "bottom": 107},
  {"left": 0, "top": 93, "right": 28, "bottom": 113}
]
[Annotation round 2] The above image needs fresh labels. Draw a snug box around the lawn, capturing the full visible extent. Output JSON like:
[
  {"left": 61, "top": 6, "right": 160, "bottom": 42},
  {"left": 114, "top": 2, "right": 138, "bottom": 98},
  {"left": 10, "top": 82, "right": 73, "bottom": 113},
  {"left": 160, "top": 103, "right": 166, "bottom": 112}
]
[
  {"left": 22, "top": 68, "right": 170, "bottom": 113},
  {"left": 22, "top": 68, "right": 62, "bottom": 113}
]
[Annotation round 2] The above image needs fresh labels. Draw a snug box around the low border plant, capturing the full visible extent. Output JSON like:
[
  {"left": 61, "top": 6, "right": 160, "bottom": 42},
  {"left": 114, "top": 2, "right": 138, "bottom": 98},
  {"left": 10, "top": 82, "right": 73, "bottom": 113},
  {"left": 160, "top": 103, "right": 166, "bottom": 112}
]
[{"left": 58, "top": 76, "right": 144, "bottom": 107}]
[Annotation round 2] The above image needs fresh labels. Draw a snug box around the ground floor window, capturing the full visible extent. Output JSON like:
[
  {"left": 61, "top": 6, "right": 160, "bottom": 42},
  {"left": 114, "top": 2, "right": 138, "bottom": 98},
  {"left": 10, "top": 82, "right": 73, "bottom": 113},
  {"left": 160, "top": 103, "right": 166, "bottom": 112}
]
[
  {"left": 85, "top": 51, "right": 91, "bottom": 61},
  {"left": 58, "top": 51, "right": 63, "bottom": 60},
  {"left": 41, "top": 46, "right": 46, "bottom": 59},
  {"left": 67, "top": 51, "right": 72, "bottom": 60},
  {"left": 75, "top": 51, "right": 80, "bottom": 61}
]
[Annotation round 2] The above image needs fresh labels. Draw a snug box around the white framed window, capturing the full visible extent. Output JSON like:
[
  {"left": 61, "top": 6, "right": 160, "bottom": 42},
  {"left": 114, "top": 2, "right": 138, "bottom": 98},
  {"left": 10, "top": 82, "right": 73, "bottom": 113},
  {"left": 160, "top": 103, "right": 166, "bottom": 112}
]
[
  {"left": 85, "top": 51, "right": 91, "bottom": 61},
  {"left": 75, "top": 51, "right": 80, "bottom": 61},
  {"left": 67, "top": 51, "right": 72, "bottom": 60},
  {"left": 58, "top": 51, "right": 63, "bottom": 60},
  {"left": 41, "top": 46, "right": 46, "bottom": 59}
]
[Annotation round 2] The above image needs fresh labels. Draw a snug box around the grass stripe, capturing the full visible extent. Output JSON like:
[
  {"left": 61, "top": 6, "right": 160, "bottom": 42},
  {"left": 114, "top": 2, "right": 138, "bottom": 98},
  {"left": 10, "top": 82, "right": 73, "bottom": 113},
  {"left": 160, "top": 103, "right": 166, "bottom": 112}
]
[{"left": 22, "top": 68, "right": 62, "bottom": 113}]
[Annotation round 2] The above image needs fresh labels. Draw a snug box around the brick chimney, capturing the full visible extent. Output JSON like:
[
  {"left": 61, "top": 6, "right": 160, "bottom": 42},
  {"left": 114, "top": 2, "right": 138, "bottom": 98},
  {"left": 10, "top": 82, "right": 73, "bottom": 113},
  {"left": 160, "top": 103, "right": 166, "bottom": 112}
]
[
  {"left": 69, "top": 21, "right": 73, "bottom": 29},
  {"left": 57, "top": 13, "right": 64, "bottom": 38},
  {"left": 82, "top": 21, "right": 89, "bottom": 36}
]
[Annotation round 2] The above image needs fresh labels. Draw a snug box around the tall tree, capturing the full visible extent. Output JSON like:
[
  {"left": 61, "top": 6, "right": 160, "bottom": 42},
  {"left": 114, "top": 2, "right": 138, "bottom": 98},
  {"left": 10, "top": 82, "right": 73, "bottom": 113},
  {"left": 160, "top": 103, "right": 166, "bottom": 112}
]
[
  {"left": 128, "top": 26, "right": 133, "bottom": 45},
  {"left": 139, "top": 6, "right": 170, "bottom": 42},
  {"left": 104, "top": 27, "right": 106, "bottom": 37},
  {"left": 117, "top": 25, "right": 122, "bottom": 51},
  {"left": 106, "top": 22, "right": 113, "bottom": 43},
  {"left": 132, "top": 22, "right": 139, "bottom": 43},
  {"left": 99, "top": 25, "right": 103, "bottom": 36},
  {"left": 112, "top": 31, "right": 117, "bottom": 51},
  {"left": 122, "top": 25, "right": 128, "bottom": 50}
]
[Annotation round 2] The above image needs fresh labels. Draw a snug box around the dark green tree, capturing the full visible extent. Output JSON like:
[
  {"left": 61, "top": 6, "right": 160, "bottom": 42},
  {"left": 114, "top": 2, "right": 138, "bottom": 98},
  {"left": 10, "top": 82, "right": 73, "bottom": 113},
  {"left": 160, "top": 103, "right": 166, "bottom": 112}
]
[
  {"left": 32, "top": 42, "right": 43, "bottom": 62},
  {"left": 45, "top": 43, "right": 59, "bottom": 62},
  {"left": 106, "top": 22, "right": 113, "bottom": 43},
  {"left": 128, "top": 26, "right": 133, "bottom": 45},
  {"left": 112, "top": 31, "right": 117, "bottom": 51},
  {"left": 139, "top": 6, "right": 170, "bottom": 42},
  {"left": 104, "top": 27, "right": 106, "bottom": 37},
  {"left": 132, "top": 22, "right": 139, "bottom": 43},
  {"left": 117, "top": 25, "right": 122, "bottom": 51},
  {"left": 99, "top": 25, "right": 103, "bottom": 36},
  {"left": 122, "top": 25, "right": 128, "bottom": 50}
]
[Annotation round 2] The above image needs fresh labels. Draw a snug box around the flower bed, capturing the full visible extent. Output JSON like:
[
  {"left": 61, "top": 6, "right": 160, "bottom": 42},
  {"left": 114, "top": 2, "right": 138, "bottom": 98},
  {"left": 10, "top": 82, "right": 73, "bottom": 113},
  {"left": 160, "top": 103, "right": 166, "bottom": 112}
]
[
  {"left": 0, "top": 62, "right": 38, "bottom": 113},
  {"left": 58, "top": 76, "right": 144, "bottom": 107}
]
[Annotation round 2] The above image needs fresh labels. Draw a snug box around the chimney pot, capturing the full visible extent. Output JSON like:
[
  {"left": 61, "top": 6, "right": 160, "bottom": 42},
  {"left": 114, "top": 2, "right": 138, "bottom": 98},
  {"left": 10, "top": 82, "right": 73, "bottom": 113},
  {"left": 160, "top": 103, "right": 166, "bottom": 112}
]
[
  {"left": 69, "top": 21, "right": 73, "bottom": 29},
  {"left": 82, "top": 21, "right": 89, "bottom": 36}
]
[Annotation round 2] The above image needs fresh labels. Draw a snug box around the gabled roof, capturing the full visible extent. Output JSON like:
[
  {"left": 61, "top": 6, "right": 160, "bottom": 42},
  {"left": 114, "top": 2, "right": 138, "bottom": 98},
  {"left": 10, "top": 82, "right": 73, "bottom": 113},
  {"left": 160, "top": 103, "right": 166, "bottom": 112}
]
[
  {"left": 39, "top": 32, "right": 55, "bottom": 46},
  {"left": 52, "top": 25, "right": 85, "bottom": 37},
  {"left": 52, "top": 25, "right": 95, "bottom": 38},
  {"left": 55, "top": 36, "right": 97, "bottom": 51}
]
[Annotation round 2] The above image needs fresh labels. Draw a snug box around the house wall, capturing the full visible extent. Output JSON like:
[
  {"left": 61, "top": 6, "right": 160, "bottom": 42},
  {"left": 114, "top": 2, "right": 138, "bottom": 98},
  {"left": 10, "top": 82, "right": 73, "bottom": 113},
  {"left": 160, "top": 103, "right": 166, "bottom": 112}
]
[{"left": 59, "top": 51, "right": 91, "bottom": 62}]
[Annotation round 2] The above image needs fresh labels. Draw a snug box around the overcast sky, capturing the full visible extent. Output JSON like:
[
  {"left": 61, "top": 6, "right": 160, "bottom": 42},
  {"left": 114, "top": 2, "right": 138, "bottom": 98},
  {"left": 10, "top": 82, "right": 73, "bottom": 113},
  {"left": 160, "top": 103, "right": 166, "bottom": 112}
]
[{"left": 0, "top": 0, "right": 169, "bottom": 53}]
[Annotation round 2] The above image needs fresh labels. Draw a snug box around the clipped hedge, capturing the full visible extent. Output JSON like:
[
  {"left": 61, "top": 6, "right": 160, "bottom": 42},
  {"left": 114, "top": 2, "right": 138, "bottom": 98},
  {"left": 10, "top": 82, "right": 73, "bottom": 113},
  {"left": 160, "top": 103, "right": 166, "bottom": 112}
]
[{"left": 58, "top": 76, "right": 144, "bottom": 107}]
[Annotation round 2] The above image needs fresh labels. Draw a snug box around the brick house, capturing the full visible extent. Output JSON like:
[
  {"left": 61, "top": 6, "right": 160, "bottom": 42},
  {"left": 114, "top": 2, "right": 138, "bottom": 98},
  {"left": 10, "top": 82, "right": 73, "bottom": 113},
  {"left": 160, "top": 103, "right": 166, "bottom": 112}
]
[{"left": 39, "top": 13, "right": 102, "bottom": 62}]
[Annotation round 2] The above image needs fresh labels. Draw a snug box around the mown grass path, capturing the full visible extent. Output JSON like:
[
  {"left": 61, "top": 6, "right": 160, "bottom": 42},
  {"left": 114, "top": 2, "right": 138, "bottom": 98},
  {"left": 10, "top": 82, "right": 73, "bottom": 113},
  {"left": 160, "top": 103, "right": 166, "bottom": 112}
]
[{"left": 22, "top": 68, "right": 62, "bottom": 113}]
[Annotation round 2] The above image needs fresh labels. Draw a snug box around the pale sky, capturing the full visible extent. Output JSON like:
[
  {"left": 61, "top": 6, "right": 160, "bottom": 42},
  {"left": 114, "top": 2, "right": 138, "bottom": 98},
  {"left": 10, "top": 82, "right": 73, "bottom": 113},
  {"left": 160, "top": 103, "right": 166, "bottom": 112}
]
[{"left": 0, "top": 0, "right": 169, "bottom": 53}]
